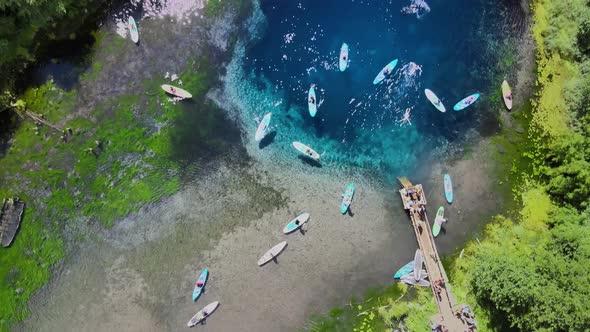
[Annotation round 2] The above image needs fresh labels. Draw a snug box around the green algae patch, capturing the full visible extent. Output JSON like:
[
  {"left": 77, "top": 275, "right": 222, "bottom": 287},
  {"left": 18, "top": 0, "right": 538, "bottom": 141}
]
[
  {"left": 0, "top": 50, "right": 233, "bottom": 326},
  {"left": 0, "top": 211, "right": 64, "bottom": 332}
]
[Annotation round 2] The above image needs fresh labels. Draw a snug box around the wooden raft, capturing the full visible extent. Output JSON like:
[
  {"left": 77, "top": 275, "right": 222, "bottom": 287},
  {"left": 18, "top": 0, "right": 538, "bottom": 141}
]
[{"left": 0, "top": 198, "right": 25, "bottom": 247}]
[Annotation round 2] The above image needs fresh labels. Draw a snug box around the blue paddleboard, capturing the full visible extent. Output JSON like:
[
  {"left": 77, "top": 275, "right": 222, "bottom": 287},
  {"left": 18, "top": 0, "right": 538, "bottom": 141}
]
[
  {"left": 394, "top": 260, "right": 414, "bottom": 279},
  {"left": 341, "top": 183, "right": 355, "bottom": 214},
  {"left": 373, "top": 59, "right": 398, "bottom": 84},
  {"left": 444, "top": 174, "right": 453, "bottom": 204},
  {"left": 453, "top": 93, "right": 480, "bottom": 111},
  {"left": 192, "top": 268, "right": 209, "bottom": 301},
  {"left": 283, "top": 213, "right": 310, "bottom": 234},
  {"left": 308, "top": 86, "right": 317, "bottom": 117},
  {"left": 339, "top": 43, "right": 349, "bottom": 72}
]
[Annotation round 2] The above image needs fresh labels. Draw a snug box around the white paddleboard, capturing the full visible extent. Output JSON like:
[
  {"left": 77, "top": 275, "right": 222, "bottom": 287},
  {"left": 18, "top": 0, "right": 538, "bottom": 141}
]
[
  {"left": 187, "top": 301, "right": 220, "bottom": 327},
  {"left": 339, "top": 43, "right": 349, "bottom": 72},
  {"left": 424, "top": 89, "right": 446, "bottom": 112},
  {"left": 128, "top": 16, "right": 139, "bottom": 44},
  {"left": 161, "top": 84, "right": 192, "bottom": 99},
  {"left": 292, "top": 141, "right": 320, "bottom": 160},
  {"left": 502, "top": 80, "right": 513, "bottom": 110},
  {"left": 255, "top": 112, "right": 272, "bottom": 142},
  {"left": 258, "top": 241, "right": 288, "bottom": 266},
  {"left": 413, "top": 249, "right": 423, "bottom": 280},
  {"left": 308, "top": 86, "right": 317, "bottom": 117}
]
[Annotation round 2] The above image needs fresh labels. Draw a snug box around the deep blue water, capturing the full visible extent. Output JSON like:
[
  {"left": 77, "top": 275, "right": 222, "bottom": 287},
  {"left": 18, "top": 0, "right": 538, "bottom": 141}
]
[{"left": 229, "top": 0, "right": 518, "bottom": 179}]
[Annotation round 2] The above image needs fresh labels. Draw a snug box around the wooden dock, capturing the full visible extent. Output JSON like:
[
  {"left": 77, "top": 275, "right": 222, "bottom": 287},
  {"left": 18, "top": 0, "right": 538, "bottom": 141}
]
[
  {"left": 398, "top": 177, "right": 476, "bottom": 332},
  {"left": 0, "top": 198, "right": 25, "bottom": 247}
]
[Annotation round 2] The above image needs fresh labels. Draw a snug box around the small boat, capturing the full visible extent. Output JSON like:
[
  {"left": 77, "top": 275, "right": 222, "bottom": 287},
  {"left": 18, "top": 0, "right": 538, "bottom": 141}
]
[
  {"left": 283, "top": 213, "right": 310, "bottom": 234},
  {"left": 413, "top": 249, "right": 423, "bottom": 280},
  {"left": 453, "top": 93, "right": 480, "bottom": 111},
  {"left": 0, "top": 198, "right": 25, "bottom": 247},
  {"left": 255, "top": 112, "right": 272, "bottom": 142},
  {"left": 393, "top": 260, "right": 414, "bottom": 279},
  {"left": 192, "top": 268, "right": 209, "bottom": 301},
  {"left": 424, "top": 89, "right": 446, "bottom": 112},
  {"left": 502, "top": 80, "right": 512, "bottom": 110},
  {"left": 128, "top": 16, "right": 139, "bottom": 44},
  {"left": 187, "top": 301, "right": 220, "bottom": 327},
  {"left": 340, "top": 183, "right": 355, "bottom": 214},
  {"left": 292, "top": 141, "right": 320, "bottom": 160},
  {"left": 258, "top": 241, "right": 288, "bottom": 266},
  {"left": 432, "top": 206, "right": 445, "bottom": 237},
  {"left": 373, "top": 59, "right": 398, "bottom": 84},
  {"left": 161, "top": 84, "right": 192, "bottom": 99},
  {"left": 339, "top": 43, "right": 349, "bottom": 72},
  {"left": 443, "top": 174, "right": 453, "bottom": 204},
  {"left": 308, "top": 86, "right": 317, "bottom": 117}
]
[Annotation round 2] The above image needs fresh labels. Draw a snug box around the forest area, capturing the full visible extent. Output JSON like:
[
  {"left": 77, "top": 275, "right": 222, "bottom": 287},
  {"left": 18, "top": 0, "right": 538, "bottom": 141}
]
[
  {"left": 416, "top": 0, "right": 590, "bottom": 329},
  {"left": 0, "top": 0, "right": 106, "bottom": 116}
]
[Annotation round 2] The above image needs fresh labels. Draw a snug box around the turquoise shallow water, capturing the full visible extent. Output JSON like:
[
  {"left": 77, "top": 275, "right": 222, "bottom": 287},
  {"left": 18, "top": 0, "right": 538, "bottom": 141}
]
[{"left": 226, "top": 0, "right": 519, "bottom": 181}]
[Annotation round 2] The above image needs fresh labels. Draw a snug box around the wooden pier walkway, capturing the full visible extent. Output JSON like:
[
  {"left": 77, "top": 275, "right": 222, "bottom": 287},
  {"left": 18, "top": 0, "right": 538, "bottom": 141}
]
[{"left": 398, "top": 177, "right": 476, "bottom": 332}]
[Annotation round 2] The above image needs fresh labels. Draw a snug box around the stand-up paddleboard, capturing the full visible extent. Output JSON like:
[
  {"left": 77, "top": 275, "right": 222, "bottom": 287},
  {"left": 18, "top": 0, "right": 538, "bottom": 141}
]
[
  {"left": 255, "top": 112, "right": 272, "bottom": 142},
  {"left": 413, "top": 249, "right": 423, "bottom": 280},
  {"left": 432, "top": 206, "right": 445, "bottom": 237},
  {"left": 373, "top": 59, "right": 398, "bottom": 84},
  {"left": 502, "top": 80, "right": 513, "bottom": 110},
  {"left": 444, "top": 174, "right": 453, "bottom": 204},
  {"left": 258, "top": 241, "right": 287, "bottom": 266},
  {"left": 161, "top": 84, "right": 192, "bottom": 99},
  {"left": 308, "top": 86, "right": 317, "bottom": 117},
  {"left": 292, "top": 141, "right": 320, "bottom": 160},
  {"left": 283, "top": 213, "right": 310, "bottom": 234},
  {"left": 401, "top": 274, "right": 430, "bottom": 287},
  {"left": 128, "top": 16, "right": 139, "bottom": 44},
  {"left": 340, "top": 183, "right": 355, "bottom": 214},
  {"left": 192, "top": 268, "right": 209, "bottom": 301},
  {"left": 424, "top": 89, "right": 446, "bottom": 112},
  {"left": 339, "top": 43, "right": 349, "bottom": 72},
  {"left": 394, "top": 260, "right": 414, "bottom": 279},
  {"left": 453, "top": 93, "right": 480, "bottom": 111},
  {"left": 187, "top": 301, "right": 220, "bottom": 327}
]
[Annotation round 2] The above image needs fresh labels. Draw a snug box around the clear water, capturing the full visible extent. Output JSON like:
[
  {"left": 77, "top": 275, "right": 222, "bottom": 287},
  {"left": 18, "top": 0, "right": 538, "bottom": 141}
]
[{"left": 226, "top": 0, "right": 511, "bottom": 181}]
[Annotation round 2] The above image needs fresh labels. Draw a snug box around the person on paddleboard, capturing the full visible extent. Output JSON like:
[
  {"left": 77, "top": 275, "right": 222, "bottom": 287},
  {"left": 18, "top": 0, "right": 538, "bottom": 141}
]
[
  {"left": 309, "top": 96, "right": 315, "bottom": 104},
  {"left": 197, "top": 281, "right": 203, "bottom": 288}
]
